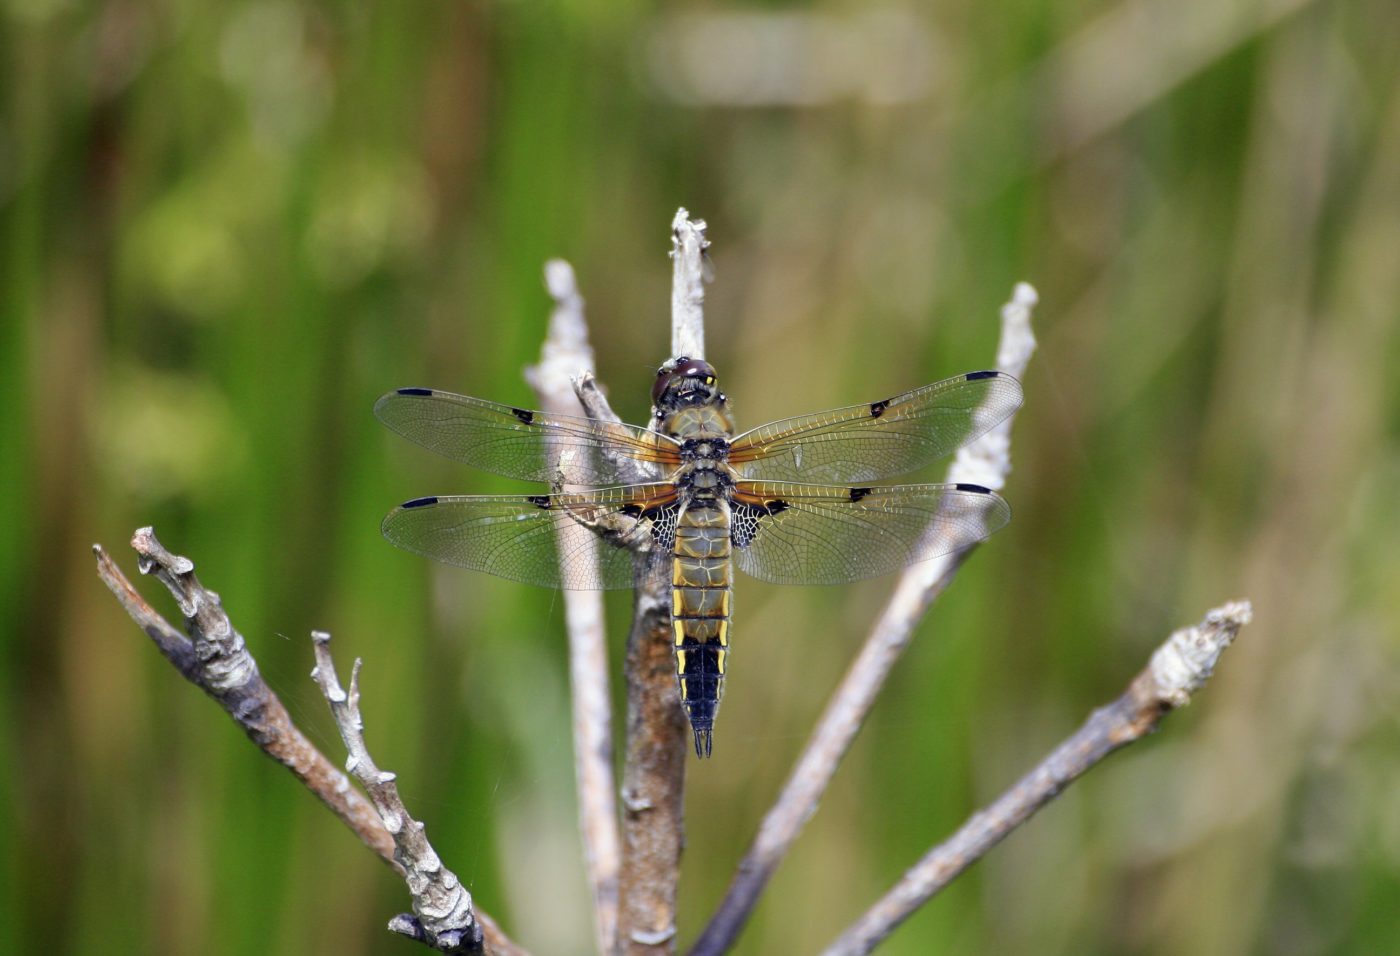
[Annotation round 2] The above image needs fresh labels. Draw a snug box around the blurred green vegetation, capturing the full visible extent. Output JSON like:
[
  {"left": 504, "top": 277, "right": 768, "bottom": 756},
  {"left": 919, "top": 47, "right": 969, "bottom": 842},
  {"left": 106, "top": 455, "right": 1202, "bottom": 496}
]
[{"left": 4, "top": 0, "right": 1399, "bottom": 953}]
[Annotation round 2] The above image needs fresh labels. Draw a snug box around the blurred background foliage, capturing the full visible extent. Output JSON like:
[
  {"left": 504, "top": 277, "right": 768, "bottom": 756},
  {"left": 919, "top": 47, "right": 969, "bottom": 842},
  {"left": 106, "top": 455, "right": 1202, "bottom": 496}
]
[{"left": 3, "top": 0, "right": 1399, "bottom": 953}]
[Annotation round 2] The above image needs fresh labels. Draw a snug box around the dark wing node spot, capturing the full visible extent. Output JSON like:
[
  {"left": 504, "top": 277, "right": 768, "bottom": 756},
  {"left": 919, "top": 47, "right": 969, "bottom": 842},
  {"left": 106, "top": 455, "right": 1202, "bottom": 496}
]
[
  {"left": 954, "top": 482, "right": 992, "bottom": 494},
  {"left": 765, "top": 499, "right": 789, "bottom": 515},
  {"left": 869, "top": 399, "right": 889, "bottom": 418},
  {"left": 402, "top": 496, "right": 439, "bottom": 509},
  {"left": 396, "top": 387, "right": 434, "bottom": 396},
  {"left": 849, "top": 487, "right": 871, "bottom": 503},
  {"left": 964, "top": 370, "right": 999, "bottom": 381},
  {"left": 620, "top": 504, "right": 642, "bottom": 517},
  {"left": 525, "top": 495, "right": 552, "bottom": 509},
  {"left": 511, "top": 407, "right": 535, "bottom": 425}
]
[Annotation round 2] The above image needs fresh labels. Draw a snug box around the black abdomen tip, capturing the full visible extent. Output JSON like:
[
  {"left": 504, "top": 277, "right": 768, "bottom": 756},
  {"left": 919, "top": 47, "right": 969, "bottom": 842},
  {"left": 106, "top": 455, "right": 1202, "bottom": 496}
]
[{"left": 692, "top": 727, "right": 713, "bottom": 758}]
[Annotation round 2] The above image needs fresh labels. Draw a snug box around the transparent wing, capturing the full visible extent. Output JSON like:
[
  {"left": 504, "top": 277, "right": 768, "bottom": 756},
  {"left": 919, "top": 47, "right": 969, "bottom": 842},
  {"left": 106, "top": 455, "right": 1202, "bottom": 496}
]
[
  {"left": 728, "top": 371, "right": 1022, "bottom": 484},
  {"left": 729, "top": 481, "right": 1011, "bottom": 586},
  {"left": 381, "top": 484, "right": 678, "bottom": 590},
  {"left": 375, "top": 388, "right": 680, "bottom": 485}
]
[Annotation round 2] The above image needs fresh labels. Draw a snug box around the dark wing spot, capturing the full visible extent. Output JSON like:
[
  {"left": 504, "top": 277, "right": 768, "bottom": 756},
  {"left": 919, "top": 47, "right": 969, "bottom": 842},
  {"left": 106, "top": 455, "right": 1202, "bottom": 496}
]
[
  {"left": 525, "top": 495, "right": 552, "bottom": 509},
  {"left": 620, "top": 504, "right": 642, "bottom": 518},
  {"left": 511, "top": 407, "right": 535, "bottom": 425},
  {"left": 397, "top": 387, "right": 434, "bottom": 396},
  {"left": 964, "top": 370, "right": 999, "bottom": 381},
  {"left": 869, "top": 399, "right": 889, "bottom": 418},
  {"left": 849, "top": 487, "right": 872, "bottom": 503},
  {"left": 402, "top": 496, "right": 439, "bottom": 509},
  {"left": 732, "top": 499, "right": 788, "bottom": 547},
  {"left": 954, "top": 482, "right": 992, "bottom": 494}
]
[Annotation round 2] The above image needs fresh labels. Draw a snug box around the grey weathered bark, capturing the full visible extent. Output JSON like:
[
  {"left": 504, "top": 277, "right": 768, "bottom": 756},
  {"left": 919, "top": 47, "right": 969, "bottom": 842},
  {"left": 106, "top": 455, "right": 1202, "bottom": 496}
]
[
  {"left": 822, "top": 601, "right": 1253, "bottom": 955},
  {"left": 524, "top": 258, "right": 622, "bottom": 956},
  {"left": 95, "top": 532, "right": 525, "bottom": 956},
  {"left": 310, "top": 633, "right": 485, "bottom": 953},
  {"left": 615, "top": 208, "right": 712, "bottom": 955}
]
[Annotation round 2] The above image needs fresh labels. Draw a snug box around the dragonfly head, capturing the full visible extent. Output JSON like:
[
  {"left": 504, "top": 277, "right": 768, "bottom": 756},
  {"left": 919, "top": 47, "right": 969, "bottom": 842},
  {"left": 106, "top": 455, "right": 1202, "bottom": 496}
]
[{"left": 653, "top": 356, "right": 722, "bottom": 411}]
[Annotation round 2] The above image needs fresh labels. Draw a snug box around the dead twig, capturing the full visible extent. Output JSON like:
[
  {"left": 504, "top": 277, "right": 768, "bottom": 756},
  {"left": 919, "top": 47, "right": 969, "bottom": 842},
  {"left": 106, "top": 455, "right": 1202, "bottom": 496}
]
[
  {"left": 822, "top": 601, "right": 1254, "bottom": 955},
  {"left": 690, "top": 284, "right": 1039, "bottom": 956},
  {"left": 95, "top": 531, "right": 525, "bottom": 956},
  {"left": 524, "top": 258, "right": 622, "bottom": 956},
  {"left": 669, "top": 207, "right": 709, "bottom": 359},
  {"left": 614, "top": 208, "right": 711, "bottom": 955},
  {"left": 95, "top": 531, "right": 392, "bottom": 858},
  {"left": 310, "top": 633, "right": 484, "bottom": 953}
]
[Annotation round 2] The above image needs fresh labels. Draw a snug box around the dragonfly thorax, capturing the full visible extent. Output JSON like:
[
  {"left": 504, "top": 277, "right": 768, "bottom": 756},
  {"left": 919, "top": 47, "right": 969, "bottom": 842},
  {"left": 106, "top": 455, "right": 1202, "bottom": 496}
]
[
  {"left": 684, "top": 467, "right": 732, "bottom": 493},
  {"left": 680, "top": 436, "right": 730, "bottom": 461}
]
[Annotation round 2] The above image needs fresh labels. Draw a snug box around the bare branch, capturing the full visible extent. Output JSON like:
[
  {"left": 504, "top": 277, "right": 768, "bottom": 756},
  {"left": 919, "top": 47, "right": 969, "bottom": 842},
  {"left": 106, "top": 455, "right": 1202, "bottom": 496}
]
[
  {"left": 822, "top": 601, "right": 1254, "bottom": 955},
  {"left": 618, "top": 568, "right": 687, "bottom": 956},
  {"left": 669, "top": 208, "right": 709, "bottom": 359},
  {"left": 95, "top": 532, "right": 392, "bottom": 860},
  {"left": 524, "top": 258, "right": 621, "bottom": 956},
  {"left": 310, "top": 634, "right": 482, "bottom": 953},
  {"left": 616, "top": 210, "right": 711, "bottom": 954},
  {"left": 96, "top": 532, "right": 526, "bottom": 956},
  {"left": 690, "top": 284, "right": 1039, "bottom": 956}
]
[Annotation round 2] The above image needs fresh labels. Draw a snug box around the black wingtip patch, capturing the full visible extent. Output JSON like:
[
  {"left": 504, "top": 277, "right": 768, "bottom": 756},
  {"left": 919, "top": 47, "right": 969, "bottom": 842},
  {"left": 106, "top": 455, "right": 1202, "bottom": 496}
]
[
  {"left": 525, "top": 495, "right": 552, "bottom": 509},
  {"left": 954, "top": 482, "right": 992, "bottom": 494},
  {"left": 511, "top": 407, "right": 535, "bottom": 425},
  {"left": 849, "top": 487, "right": 872, "bottom": 503},
  {"left": 869, "top": 399, "right": 889, "bottom": 418},
  {"left": 401, "top": 496, "right": 439, "bottom": 509},
  {"left": 397, "top": 387, "right": 434, "bottom": 396},
  {"left": 965, "top": 370, "right": 999, "bottom": 381}
]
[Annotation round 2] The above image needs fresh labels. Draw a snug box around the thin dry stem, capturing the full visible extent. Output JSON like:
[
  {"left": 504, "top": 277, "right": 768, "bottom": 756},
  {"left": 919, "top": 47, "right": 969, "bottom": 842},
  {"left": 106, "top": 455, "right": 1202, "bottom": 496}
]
[
  {"left": 310, "top": 633, "right": 483, "bottom": 953},
  {"left": 618, "top": 572, "right": 688, "bottom": 955},
  {"left": 823, "top": 601, "right": 1253, "bottom": 955},
  {"left": 690, "top": 284, "right": 1039, "bottom": 956},
  {"left": 96, "top": 533, "right": 524, "bottom": 956},
  {"left": 669, "top": 208, "right": 709, "bottom": 359},
  {"left": 615, "top": 207, "right": 711, "bottom": 954},
  {"left": 524, "top": 258, "right": 622, "bottom": 955},
  {"left": 95, "top": 534, "right": 392, "bottom": 859}
]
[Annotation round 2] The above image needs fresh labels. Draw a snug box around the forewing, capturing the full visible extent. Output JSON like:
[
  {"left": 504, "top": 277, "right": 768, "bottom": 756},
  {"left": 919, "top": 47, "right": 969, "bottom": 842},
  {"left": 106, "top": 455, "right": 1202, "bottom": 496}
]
[
  {"left": 728, "top": 371, "right": 1022, "bottom": 483},
  {"left": 375, "top": 388, "right": 679, "bottom": 485},
  {"left": 381, "top": 485, "right": 678, "bottom": 590},
  {"left": 730, "top": 481, "right": 1011, "bottom": 586}
]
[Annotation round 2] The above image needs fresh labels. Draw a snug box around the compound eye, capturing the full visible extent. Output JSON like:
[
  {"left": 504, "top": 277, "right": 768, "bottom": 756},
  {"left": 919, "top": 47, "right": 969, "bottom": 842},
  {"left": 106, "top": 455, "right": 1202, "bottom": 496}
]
[
  {"left": 651, "top": 363, "right": 675, "bottom": 403},
  {"left": 652, "top": 357, "right": 718, "bottom": 403},
  {"left": 675, "top": 358, "right": 716, "bottom": 381}
]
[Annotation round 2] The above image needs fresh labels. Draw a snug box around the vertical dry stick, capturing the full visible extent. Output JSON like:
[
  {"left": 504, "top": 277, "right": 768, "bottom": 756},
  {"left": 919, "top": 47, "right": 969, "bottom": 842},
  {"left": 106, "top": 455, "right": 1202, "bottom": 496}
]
[
  {"left": 524, "top": 260, "right": 621, "bottom": 956},
  {"left": 616, "top": 209, "right": 711, "bottom": 955},
  {"left": 670, "top": 207, "right": 709, "bottom": 359},
  {"left": 690, "top": 284, "right": 1039, "bottom": 956}
]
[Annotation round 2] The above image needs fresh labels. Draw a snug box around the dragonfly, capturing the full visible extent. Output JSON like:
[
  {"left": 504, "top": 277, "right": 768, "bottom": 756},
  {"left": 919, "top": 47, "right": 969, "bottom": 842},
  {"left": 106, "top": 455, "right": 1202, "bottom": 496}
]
[{"left": 376, "top": 358, "right": 1022, "bottom": 757}]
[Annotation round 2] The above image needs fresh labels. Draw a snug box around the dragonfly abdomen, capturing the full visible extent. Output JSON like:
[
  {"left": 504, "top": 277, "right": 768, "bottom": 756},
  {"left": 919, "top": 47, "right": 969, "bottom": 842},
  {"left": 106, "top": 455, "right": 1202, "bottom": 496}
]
[{"left": 671, "top": 500, "right": 732, "bottom": 758}]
